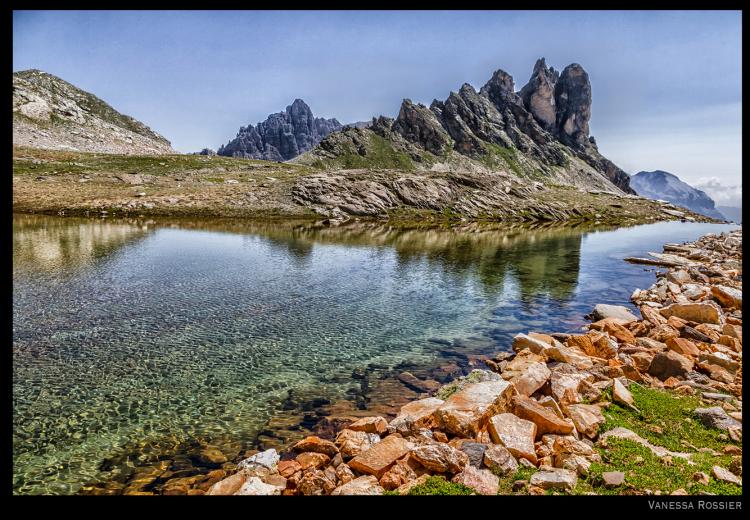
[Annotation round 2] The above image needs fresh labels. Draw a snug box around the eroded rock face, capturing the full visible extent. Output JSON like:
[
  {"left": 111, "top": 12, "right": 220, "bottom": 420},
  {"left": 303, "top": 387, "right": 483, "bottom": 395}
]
[
  {"left": 554, "top": 64, "right": 591, "bottom": 149},
  {"left": 519, "top": 58, "right": 559, "bottom": 131},
  {"left": 392, "top": 99, "right": 453, "bottom": 155},
  {"left": 218, "top": 99, "right": 342, "bottom": 160}
]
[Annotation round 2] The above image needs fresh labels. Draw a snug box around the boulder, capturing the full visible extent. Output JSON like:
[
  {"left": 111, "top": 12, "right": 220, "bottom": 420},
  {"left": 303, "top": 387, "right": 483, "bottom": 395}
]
[
  {"left": 529, "top": 468, "right": 577, "bottom": 492},
  {"left": 512, "top": 333, "right": 552, "bottom": 354},
  {"left": 348, "top": 434, "right": 412, "bottom": 478},
  {"left": 398, "top": 372, "right": 441, "bottom": 393},
  {"left": 379, "top": 459, "right": 417, "bottom": 490},
  {"left": 435, "top": 380, "right": 516, "bottom": 437},
  {"left": 451, "top": 466, "right": 500, "bottom": 495},
  {"left": 458, "top": 441, "right": 489, "bottom": 468},
  {"left": 483, "top": 445, "right": 518, "bottom": 476},
  {"left": 694, "top": 407, "right": 743, "bottom": 431},
  {"left": 335, "top": 463, "right": 355, "bottom": 485},
  {"left": 659, "top": 302, "right": 722, "bottom": 324},
  {"left": 411, "top": 442, "right": 469, "bottom": 474},
  {"left": 550, "top": 372, "right": 592, "bottom": 405},
  {"left": 295, "top": 452, "right": 331, "bottom": 471},
  {"left": 389, "top": 397, "right": 444, "bottom": 435},
  {"left": 297, "top": 469, "right": 336, "bottom": 495},
  {"left": 348, "top": 416, "right": 388, "bottom": 435},
  {"left": 563, "top": 404, "right": 605, "bottom": 439},
  {"left": 589, "top": 304, "right": 639, "bottom": 323},
  {"left": 648, "top": 351, "right": 694, "bottom": 380},
  {"left": 513, "top": 395, "right": 575, "bottom": 436},
  {"left": 234, "top": 476, "right": 283, "bottom": 495},
  {"left": 711, "top": 286, "right": 742, "bottom": 309},
  {"left": 331, "top": 475, "right": 384, "bottom": 495},
  {"left": 335, "top": 429, "right": 380, "bottom": 459},
  {"left": 711, "top": 465, "right": 742, "bottom": 486},
  {"left": 612, "top": 378, "right": 639, "bottom": 412},
  {"left": 237, "top": 448, "right": 279, "bottom": 473},
  {"left": 510, "top": 362, "right": 551, "bottom": 396},
  {"left": 665, "top": 337, "right": 700, "bottom": 358},
  {"left": 291, "top": 436, "right": 339, "bottom": 458},
  {"left": 206, "top": 471, "right": 247, "bottom": 495},
  {"left": 277, "top": 460, "right": 301, "bottom": 478},
  {"left": 602, "top": 471, "right": 625, "bottom": 488},
  {"left": 488, "top": 413, "right": 538, "bottom": 464}
]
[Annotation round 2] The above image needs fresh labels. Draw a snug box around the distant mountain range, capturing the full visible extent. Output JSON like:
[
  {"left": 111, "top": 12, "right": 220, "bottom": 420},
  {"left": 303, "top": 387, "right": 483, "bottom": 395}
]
[
  {"left": 12, "top": 69, "right": 174, "bottom": 155},
  {"left": 717, "top": 206, "right": 742, "bottom": 224},
  {"left": 217, "top": 99, "right": 342, "bottom": 161},
  {"left": 629, "top": 170, "right": 726, "bottom": 220}
]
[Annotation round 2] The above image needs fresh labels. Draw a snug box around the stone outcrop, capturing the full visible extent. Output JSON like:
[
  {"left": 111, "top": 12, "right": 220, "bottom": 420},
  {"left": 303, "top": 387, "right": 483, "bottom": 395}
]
[
  {"left": 13, "top": 69, "right": 174, "bottom": 154},
  {"left": 218, "top": 99, "right": 342, "bottom": 161}
]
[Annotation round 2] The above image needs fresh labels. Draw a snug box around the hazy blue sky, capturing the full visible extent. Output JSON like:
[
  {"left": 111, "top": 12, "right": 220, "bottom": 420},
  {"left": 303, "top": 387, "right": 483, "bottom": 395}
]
[{"left": 13, "top": 10, "right": 742, "bottom": 206}]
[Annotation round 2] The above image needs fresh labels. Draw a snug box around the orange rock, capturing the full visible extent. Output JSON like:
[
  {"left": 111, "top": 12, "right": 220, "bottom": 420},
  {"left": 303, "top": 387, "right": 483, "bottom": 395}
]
[
  {"left": 348, "top": 434, "right": 412, "bottom": 478},
  {"left": 666, "top": 337, "right": 700, "bottom": 358},
  {"left": 512, "top": 396, "right": 575, "bottom": 437},
  {"left": 295, "top": 452, "right": 330, "bottom": 471},
  {"left": 278, "top": 460, "right": 302, "bottom": 478},
  {"left": 488, "top": 413, "right": 538, "bottom": 464},
  {"left": 528, "top": 332, "right": 555, "bottom": 345},
  {"left": 602, "top": 321, "right": 637, "bottom": 344},
  {"left": 348, "top": 416, "right": 388, "bottom": 435},
  {"left": 292, "top": 436, "right": 339, "bottom": 457}
]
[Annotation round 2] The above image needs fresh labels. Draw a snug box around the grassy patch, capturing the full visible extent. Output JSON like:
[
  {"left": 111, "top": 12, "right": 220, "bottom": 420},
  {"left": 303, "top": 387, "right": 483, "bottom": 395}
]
[
  {"left": 601, "top": 384, "right": 738, "bottom": 454},
  {"left": 318, "top": 133, "right": 417, "bottom": 171},
  {"left": 579, "top": 437, "right": 742, "bottom": 495},
  {"left": 407, "top": 476, "right": 475, "bottom": 496},
  {"left": 564, "top": 383, "right": 744, "bottom": 495},
  {"left": 497, "top": 466, "right": 537, "bottom": 494}
]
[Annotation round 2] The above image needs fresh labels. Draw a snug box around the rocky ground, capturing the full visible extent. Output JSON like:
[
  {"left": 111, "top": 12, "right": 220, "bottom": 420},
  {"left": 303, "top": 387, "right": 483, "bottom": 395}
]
[
  {"left": 80, "top": 229, "right": 741, "bottom": 495},
  {"left": 13, "top": 70, "right": 174, "bottom": 155},
  {"left": 13, "top": 146, "right": 719, "bottom": 225}
]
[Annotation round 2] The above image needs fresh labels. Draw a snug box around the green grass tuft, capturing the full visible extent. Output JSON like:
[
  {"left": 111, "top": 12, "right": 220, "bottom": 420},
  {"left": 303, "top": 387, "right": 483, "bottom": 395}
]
[{"left": 407, "top": 476, "right": 475, "bottom": 496}]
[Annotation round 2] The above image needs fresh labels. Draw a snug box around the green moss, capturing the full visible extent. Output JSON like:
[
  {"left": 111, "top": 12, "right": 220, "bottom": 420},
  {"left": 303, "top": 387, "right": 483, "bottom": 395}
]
[
  {"left": 311, "top": 133, "right": 417, "bottom": 171},
  {"left": 407, "top": 476, "right": 475, "bottom": 495}
]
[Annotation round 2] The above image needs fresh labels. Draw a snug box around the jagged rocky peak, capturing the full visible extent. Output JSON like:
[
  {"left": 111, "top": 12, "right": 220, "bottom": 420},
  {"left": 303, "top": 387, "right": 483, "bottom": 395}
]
[
  {"left": 301, "top": 57, "right": 635, "bottom": 195},
  {"left": 218, "top": 99, "right": 342, "bottom": 161},
  {"left": 392, "top": 99, "right": 453, "bottom": 155},
  {"left": 519, "top": 57, "right": 559, "bottom": 130},
  {"left": 554, "top": 63, "right": 592, "bottom": 148}
]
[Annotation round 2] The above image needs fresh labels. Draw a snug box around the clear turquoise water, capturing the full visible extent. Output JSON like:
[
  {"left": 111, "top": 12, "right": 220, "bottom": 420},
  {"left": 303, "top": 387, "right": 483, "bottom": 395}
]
[{"left": 12, "top": 214, "right": 738, "bottom": 494}]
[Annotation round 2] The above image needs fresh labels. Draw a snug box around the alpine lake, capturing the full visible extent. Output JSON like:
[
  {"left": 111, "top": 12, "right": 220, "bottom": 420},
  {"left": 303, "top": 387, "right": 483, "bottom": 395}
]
[{"left": 12, "top": 214, "right": 739, "bottom": 494}]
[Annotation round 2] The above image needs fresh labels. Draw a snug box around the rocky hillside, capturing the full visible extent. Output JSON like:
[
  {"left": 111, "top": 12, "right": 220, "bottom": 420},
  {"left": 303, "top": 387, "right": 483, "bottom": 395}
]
[
  {"left": 294, "top": 58, "right": 635, "bottom": 201},
  {"left": 218, "top": 99, "right": 342, "bottom": 161},
  {"left": 13, "top": 70, "right": 174, "bottom": 155},
  {"left": 630, "top": 171, "right": 725, "bottom": 220}
]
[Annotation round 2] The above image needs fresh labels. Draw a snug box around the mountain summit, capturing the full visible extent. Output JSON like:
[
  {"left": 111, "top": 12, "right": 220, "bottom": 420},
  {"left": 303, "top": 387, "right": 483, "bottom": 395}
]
[
  {"left": 630, "top": 170, "right": 725, "bottom": 220},
  {"left": 218, "top": 99, "right": 342, "bottom": 161},
  {"left": 13, "top": 69, "right": 174, "bottom": 155},
  {"left": 296, "top": 58, "right": 635, "bottom": 195}
]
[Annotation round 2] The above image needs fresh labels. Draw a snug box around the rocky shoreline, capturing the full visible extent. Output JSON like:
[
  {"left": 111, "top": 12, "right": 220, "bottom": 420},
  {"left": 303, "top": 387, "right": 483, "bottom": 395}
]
[{"left": 85, "top": 228, "right": 742, "bottom": 495}]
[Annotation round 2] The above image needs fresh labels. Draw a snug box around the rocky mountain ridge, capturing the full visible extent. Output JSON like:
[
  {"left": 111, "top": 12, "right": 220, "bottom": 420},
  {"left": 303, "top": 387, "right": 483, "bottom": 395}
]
[
  {"left": 630, "top": 170, "right": 725, "bottom": 220},
  {"left": 218, "top": 99, "right": 342, "bottom": 161},
  {"left": 12, "top": 69, "right": 175, "bottom": 155},
  {"left": 295, "top": 58, "right": 635, "bottom": 200}
]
